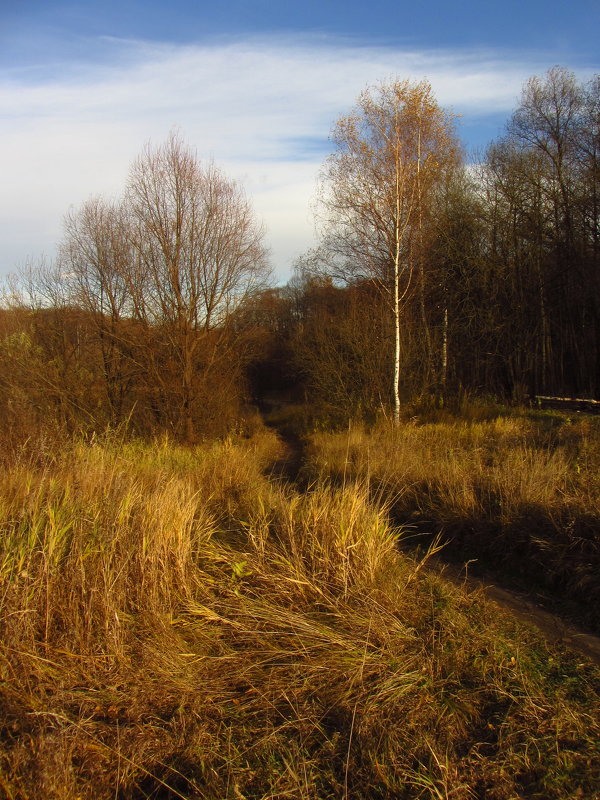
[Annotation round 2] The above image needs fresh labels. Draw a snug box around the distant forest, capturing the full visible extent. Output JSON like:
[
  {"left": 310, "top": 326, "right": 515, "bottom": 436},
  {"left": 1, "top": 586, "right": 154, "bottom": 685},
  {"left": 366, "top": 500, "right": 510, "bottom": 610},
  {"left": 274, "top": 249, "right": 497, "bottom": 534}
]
[{"left": 1, "top": 66, "right": 598, "bottom": 442}]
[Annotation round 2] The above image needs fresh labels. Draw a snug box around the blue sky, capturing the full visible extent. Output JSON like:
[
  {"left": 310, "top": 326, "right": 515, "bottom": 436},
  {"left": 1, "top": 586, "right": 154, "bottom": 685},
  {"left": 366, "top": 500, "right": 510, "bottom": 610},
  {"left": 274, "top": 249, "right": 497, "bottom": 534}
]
[{"left": 1, "top": 1, "right": 598, "bottom": 282}]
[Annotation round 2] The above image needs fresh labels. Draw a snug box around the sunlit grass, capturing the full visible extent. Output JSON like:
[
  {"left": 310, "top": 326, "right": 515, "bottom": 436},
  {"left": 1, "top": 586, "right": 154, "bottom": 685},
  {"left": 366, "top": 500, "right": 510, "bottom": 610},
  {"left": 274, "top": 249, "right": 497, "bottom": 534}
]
[
  {"left": 305, "top": 411, "right": 600, "bottom": 629},
  {"left": 0, "top": 425, "right": 599, "bottom": 798}
]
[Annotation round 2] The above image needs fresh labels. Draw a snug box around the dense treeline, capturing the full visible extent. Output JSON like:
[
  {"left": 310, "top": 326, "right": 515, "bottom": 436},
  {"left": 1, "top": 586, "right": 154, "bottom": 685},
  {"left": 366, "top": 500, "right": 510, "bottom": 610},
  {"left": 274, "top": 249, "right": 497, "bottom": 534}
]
[
  {"left": 2, "top": 67, "right": 598, "bottom": 441},
  {"left": 252, "top": 67, "right": 600, "bottom": 420},
  {"left": 476, "top": 67, "right": 600, "bottom": 398}
]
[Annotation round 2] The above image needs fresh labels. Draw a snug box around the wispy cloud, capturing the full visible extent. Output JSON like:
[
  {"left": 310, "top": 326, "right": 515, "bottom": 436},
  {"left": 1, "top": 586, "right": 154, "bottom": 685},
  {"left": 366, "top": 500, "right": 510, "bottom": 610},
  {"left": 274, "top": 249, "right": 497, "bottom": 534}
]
[{"left": 0, "top": 34, "right": 593, "bottom": 280}]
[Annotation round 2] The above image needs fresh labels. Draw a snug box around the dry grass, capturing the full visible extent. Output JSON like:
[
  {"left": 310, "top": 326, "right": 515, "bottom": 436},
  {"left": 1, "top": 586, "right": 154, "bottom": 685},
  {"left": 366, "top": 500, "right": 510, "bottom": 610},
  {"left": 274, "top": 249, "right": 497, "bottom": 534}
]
[
  {"left": 305, "top": 412, "right": 600, "bottom": 630},
  {"left": 0, "top": 427, "right": 599, "bottom": 798}
]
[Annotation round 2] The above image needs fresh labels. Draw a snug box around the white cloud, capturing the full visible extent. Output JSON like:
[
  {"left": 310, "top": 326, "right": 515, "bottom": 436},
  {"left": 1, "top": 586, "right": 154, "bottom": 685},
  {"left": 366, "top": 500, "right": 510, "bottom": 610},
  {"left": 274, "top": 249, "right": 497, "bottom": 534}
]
[{"left": 0, "top": 35, "right": 592, "bottom": 282}]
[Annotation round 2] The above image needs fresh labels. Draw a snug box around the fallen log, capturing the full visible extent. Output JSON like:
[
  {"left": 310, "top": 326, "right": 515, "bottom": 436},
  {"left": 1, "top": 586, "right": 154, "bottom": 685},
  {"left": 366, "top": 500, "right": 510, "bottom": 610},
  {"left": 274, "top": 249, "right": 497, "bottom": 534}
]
[{"left": 535, "top": 395, "right": 600, "bottom": 414}]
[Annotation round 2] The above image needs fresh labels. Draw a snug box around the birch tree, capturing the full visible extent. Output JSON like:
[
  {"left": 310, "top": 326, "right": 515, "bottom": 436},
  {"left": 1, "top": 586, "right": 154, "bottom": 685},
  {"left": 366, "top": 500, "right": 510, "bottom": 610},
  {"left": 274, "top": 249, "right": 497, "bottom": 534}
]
[{"left": 314, "top": 79, "right": 459, "bottom": 420}]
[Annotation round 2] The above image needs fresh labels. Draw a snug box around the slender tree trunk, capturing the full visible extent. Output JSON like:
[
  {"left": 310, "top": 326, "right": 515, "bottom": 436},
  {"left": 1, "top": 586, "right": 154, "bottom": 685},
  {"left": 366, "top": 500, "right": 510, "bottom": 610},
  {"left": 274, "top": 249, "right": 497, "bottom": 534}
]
[
  {"left": 441, "top": 305, "right": 448, "bottom": 389},
  {"left": 181, "top": 323, "right": 196, "bottom": 442},
  {"left": 416, "top": 114, "right": 432, "bottom": 385},
  {"left": 393, "top": 257, "right": 401, "bottom": 423},
  {"left": 393, "top": 140, "right": 402, "bottom": 424}
]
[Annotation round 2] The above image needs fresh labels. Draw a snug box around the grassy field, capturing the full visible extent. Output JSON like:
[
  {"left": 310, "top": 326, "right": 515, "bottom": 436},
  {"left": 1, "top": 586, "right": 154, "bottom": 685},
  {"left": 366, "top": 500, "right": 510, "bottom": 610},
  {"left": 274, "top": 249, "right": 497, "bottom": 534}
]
[
  {"left": 0, "top": 424, "right": 599, "bottom": 798},
  {"left": 305, "top": 408, "right": 600, "bottom": 633}
]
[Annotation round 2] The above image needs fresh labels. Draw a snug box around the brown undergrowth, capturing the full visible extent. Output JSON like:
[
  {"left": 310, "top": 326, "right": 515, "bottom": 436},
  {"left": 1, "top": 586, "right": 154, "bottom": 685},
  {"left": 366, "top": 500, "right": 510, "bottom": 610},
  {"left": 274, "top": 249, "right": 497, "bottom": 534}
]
[{"left": 0, "top": 427, "right": 599, "bottom": 798}]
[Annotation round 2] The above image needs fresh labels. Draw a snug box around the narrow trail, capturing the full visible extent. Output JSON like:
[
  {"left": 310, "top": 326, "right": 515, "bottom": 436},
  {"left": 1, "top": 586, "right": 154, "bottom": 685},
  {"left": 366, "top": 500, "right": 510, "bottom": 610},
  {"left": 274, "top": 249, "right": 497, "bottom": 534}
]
[
  {"left": 266, "top": 428, "right": 305, "bottom": 483},
  {"left": 429, "top": 558, "right": 600, "bottom": 666},
  {"left": 266, "top": 427, "right": 600, "bottom": 667}
]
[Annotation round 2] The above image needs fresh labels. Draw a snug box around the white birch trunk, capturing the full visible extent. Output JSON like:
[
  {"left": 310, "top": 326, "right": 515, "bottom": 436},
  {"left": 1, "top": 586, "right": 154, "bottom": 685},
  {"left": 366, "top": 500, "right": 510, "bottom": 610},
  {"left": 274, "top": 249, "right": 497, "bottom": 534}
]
[
  {"left": 393, "top": 255, "right": 401, "bottom": 423},
  {"left": 393, "top": 140, "right": 402, "bottom": 424}
]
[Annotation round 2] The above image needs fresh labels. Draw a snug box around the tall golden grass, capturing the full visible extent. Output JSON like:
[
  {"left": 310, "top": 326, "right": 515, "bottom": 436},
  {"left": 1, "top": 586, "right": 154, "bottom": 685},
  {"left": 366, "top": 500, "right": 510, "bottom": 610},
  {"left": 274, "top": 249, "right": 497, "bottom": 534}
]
[
  {"left": 0, "top": 426, "right": 599, "bottom": 798},
  {"left": 306, "top": 413, "right": 600, "bottom": 628}
]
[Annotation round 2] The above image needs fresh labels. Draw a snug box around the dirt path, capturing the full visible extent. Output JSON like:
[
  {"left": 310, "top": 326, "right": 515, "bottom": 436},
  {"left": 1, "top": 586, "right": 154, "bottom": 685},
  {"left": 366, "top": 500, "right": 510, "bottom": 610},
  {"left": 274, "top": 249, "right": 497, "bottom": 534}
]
[
  {"left": 430, "top": 559, "right": 600, "bottom": 666},
  {"left": 267, "top": 428, "right": 600, "bottom": 667},
  {"left": 265, "top": 427, "right": 306, "bottom": 484}
]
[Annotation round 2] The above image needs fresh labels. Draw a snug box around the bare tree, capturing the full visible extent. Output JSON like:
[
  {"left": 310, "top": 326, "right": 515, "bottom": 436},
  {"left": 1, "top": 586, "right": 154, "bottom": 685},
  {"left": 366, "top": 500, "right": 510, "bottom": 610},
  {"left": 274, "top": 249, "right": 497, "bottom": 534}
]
[
  {"left": 124, "top": 133, "right": 270, "bottom": 439},
  {"left": 55, "top": 133, "right": 270, "bottom": 438},
  {"left": 61, "top": 198, "right": 136, "bottom": 424}
]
